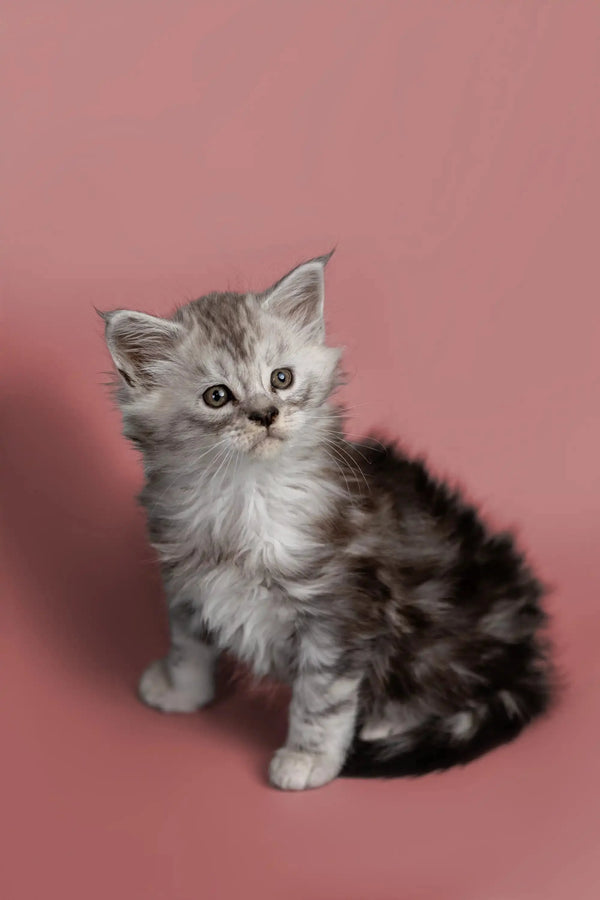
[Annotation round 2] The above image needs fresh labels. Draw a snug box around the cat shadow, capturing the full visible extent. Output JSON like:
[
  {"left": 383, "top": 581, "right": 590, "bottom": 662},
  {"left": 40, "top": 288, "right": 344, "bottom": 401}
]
[
  {"left": 208, "top": 661, "right": 290, "bottom": 780},
  {"left": 1, "top": 379, "right": 285, "bottom": 765}
]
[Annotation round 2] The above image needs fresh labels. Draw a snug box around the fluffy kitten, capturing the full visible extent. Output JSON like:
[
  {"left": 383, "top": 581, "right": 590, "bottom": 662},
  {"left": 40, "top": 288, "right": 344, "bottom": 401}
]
[{"left": 101, "top": 254, "right": 553, "bottom": 790}]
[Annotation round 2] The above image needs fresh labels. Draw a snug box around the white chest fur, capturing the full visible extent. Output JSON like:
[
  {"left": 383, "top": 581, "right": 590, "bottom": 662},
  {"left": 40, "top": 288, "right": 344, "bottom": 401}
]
[
  {"left": 181, "top": 454, "right": 336, "bottom": 574},
  {"left": 196, "top": 563, "right": 294, "bottom": 676},
  {"left": 178, "top": 456, "right": 338, "bottom": 677}
]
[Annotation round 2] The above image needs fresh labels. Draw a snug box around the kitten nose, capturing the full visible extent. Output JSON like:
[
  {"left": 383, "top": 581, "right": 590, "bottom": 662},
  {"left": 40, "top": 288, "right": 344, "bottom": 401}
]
[{"left": 248, "top": 406, "right": 279, "bottom": 428}]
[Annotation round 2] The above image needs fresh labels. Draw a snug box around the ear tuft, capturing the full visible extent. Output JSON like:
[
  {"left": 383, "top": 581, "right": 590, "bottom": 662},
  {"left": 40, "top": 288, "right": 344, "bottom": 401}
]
[
  {"left": 94, "top": 306, "right": 110, "bottom": 322},
  {"left": 316, "top": 248, "right": 335, "bottom": 267}
]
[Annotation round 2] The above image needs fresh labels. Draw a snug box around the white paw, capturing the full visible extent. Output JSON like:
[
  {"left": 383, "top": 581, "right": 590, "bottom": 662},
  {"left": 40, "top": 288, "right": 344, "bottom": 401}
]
[
  {"left": 268, "top": 748, "right": 343, "bottom": 791},
  {"left": 138, "top": 658, "right": 214, "bottom": 713}
]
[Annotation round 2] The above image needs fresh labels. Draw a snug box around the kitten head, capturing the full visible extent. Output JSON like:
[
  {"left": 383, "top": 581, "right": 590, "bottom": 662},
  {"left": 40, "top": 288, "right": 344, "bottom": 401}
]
[{"left": 102, "top": 254, "right": 342, "bottom": 464}]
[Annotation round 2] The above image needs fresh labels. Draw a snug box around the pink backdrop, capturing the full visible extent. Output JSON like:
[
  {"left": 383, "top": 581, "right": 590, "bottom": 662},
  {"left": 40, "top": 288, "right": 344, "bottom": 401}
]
[{"left": 2, "top": 2, "right": 599, "bottom": 898}]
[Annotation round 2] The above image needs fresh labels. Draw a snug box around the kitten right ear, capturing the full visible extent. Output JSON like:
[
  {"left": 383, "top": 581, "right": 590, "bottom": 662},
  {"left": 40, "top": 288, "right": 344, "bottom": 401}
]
[{"left": 100, "top": 309, "right": 183, "bottom": 388}]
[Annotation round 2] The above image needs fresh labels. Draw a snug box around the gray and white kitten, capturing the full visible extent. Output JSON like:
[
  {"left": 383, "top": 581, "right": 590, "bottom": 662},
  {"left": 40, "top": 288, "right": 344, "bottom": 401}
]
[{"left": 102, "top": 254, "right": 553, "bottom": 791}]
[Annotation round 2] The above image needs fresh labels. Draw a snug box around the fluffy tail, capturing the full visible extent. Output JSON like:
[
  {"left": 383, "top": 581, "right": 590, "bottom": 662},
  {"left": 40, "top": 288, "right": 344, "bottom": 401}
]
[{"left": 341, "top": 689, "right": 552, "bottom": 779}]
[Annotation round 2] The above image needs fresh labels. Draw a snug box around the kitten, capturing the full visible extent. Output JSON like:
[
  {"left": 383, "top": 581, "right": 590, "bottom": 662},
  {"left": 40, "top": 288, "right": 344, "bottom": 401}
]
[{"left": 101, "top": 253, "right": 553, "bottom": 790}]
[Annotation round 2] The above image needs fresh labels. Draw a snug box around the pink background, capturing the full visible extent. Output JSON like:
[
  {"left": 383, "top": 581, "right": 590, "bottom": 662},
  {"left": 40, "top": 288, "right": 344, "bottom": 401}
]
[{"left": 2, "top": 2, "right": 600, "bottom": 898}]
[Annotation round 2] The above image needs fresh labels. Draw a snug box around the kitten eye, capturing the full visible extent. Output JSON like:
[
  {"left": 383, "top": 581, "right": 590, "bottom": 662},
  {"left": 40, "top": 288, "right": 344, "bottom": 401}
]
[
  {"left": 203, "top": 385, "right": 232, "bottom": 408},
  {"left": 270, "top": 367, "right": 293, "bottom": 390}
]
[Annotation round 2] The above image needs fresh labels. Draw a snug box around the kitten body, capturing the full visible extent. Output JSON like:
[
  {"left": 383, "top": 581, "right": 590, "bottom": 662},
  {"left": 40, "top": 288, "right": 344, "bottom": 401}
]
[{"left": 103, "top": 255, "right": 553, "bottom": 790}]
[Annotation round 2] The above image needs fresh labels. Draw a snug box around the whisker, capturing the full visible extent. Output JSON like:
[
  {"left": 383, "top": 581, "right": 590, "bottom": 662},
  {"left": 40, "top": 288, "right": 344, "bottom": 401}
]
[
  {"left": 326, "top": 439, "right": 372, "bottom": 495},
  {"left": 212, "top": 445, "right": 235, "bottom": 486},
  {"left": 146, "top": 437, "right": 233, "bottom": 515},
  {"left": 311, "top": 421, "right": 388, "bottom": 452},
  {"left": 317, "top": 429, "right": 376, "bottom": 466},
  {"left": 322, "top": 446, "right": 353, "bottom": 501},
  {"left": 321, "top": 434, "right": 371, "bottom": 465}
]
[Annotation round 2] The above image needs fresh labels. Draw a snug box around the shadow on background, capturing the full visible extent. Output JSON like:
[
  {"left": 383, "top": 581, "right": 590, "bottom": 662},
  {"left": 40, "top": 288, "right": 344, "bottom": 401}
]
[{"left": 1, "top": 378, "right": 286, "bottom": 763}]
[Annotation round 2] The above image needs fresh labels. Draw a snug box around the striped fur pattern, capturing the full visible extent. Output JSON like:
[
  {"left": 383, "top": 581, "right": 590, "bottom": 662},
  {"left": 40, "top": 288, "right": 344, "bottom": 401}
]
[{"left": 101, "top": 255, "right": 553, "bottom": 790}]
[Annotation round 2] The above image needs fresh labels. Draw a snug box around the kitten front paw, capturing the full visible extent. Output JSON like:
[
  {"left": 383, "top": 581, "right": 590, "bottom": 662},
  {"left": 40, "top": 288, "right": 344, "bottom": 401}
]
[
  {"left": 268, "top": 748, "right": 343, "bottom": 791},
  {"left": 138, "top": 658, "right": 214, "bottom": 713}
]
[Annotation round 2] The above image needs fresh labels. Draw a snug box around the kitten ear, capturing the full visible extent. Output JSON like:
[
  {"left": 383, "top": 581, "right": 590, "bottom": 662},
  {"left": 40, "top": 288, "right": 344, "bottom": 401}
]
[
  {"left": 100, "top": 309, "right": 183, "bottom": 388},
  {"left": 262, "top": 251, "right": 334, "bottom": 341}
]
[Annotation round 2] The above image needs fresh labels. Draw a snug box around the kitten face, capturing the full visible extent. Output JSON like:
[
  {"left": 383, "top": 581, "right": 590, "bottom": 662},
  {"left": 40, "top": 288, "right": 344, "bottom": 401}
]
[
  {"left": 175, "top": 294, "right": 339, "bottom": 460},
  {"left": 103, "top": 255, "right": 341, "bottom": 463}
]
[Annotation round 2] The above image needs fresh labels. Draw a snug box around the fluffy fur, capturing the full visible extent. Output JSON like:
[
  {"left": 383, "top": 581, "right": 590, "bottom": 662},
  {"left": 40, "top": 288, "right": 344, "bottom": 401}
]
[{"left": 101, "top": 254, "right": 553, "bottom": 790}]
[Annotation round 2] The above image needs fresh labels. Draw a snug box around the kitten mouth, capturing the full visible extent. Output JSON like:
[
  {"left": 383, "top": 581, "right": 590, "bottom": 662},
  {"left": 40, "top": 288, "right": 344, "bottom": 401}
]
[
  {"left": 250, "top": 430, "right": 284, "bottom": 455},
  {"left": 260, "top": 434, "right": 284, "bottom": 448},
  {"left": 258, "top": 428, "right": 284, "bottom": 442}
]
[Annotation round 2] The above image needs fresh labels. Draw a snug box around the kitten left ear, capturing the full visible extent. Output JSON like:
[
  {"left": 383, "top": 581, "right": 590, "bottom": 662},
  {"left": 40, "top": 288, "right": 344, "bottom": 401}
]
[{"left": 262, "top": 251, "right": 334, "bottom": 341}]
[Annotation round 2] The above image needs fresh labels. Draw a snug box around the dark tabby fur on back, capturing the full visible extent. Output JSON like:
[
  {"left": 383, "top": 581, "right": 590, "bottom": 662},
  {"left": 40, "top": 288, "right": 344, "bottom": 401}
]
[{"left": 102, "top": 253, "right": 553, "bottom": 790}]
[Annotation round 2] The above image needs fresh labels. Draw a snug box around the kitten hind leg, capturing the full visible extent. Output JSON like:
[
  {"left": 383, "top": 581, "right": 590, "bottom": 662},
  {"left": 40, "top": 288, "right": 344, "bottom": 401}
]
[
  {"left": 139, "top": 605, "right": 217, "bottom": 713},
  {"left": 359, "top": 701, "right": 486, "bottom": 744},
  {"left": 359, "top": 700, "right": 425, "bottom": 741}
]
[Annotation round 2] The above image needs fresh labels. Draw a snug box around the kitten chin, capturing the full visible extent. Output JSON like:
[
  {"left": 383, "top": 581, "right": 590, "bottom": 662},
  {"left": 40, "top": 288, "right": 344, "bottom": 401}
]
[{"left": 249, "top": 433, "right": 285, "bottom": 459}]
